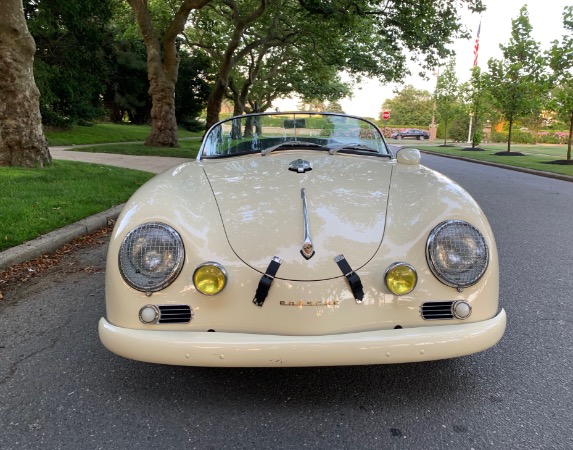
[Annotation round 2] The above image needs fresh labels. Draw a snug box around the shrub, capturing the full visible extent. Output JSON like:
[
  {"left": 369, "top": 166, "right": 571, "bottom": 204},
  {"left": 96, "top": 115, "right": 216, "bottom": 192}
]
[
  {"left": 179, "top": 117, "right": 205, "bottom": 132},
  {"left": 448, "top": 115, "right": 471, "bottom": 142},
  {"left": 490, "top": 131, "right": 506, "bottom": 143},
  {"left": 489, "top": 130, "right": 535, "bottom": 144}
]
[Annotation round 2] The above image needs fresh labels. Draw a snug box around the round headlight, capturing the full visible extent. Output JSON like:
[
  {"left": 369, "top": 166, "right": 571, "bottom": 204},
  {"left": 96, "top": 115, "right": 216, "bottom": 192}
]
[
  {"left": 385, "top": 262, "right": 417, "bottom": 295},
  {"left": 119, "top": 222, "right": 184, "bottom": 292},
  {"left": 426, "top": 220, "right": 489, "bottom": 288},
  {"left": 193, "top": 262, "right": 227, "bottom": 295}
]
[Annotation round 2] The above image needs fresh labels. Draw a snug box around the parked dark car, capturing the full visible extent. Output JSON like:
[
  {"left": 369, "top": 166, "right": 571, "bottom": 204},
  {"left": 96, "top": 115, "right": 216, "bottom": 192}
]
[{"left": 391, "top": 129, "right": 430, "bottom": 140}]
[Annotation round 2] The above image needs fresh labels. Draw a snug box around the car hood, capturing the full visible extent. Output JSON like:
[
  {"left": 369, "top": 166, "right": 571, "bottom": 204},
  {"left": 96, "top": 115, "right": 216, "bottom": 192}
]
[{"left": 202, "top": 153, "right": 393, "bottom": 280}]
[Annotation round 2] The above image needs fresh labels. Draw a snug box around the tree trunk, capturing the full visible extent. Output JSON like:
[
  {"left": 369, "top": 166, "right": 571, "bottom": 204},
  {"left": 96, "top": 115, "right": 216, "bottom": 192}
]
[
  {"left": 129, "top": 0, "right": 212, "bottom": 147},
  {"left": 206, "top": 80, "right": 227, "bottom": 130},
  {"left": 145, "top": 73, "right": 178, "bottom": 147},
  {"left": 0, "top": 0, "right": 51, "bottom": 167}
]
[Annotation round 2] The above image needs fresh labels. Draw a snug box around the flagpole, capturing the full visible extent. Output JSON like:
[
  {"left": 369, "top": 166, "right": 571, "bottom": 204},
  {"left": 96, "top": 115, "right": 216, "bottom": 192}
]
[{"left": 467, "top": 20, "right": 481, "bottom": 147}]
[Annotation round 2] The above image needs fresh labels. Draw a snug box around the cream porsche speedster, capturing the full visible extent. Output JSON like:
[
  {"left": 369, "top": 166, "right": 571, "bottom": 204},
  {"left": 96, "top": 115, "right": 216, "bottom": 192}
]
[{"left": 99, "top": 112, "right": 506, "bottom": 367}]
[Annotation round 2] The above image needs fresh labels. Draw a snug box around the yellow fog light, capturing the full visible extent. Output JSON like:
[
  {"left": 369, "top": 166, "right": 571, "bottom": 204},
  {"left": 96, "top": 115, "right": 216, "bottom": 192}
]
[
  {"left": 385, "top": 262, "right": 417, "bottom": 295},
  {"left": 193, "top": 262, "right": 227, "bottom": 295}
]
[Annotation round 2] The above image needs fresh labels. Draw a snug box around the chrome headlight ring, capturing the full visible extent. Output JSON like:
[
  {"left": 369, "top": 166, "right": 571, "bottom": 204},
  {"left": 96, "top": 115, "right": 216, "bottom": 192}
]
[
  {"left": 426, "top": 220, "right": 489, "bottom": 289},
  {"left": 118, "top": 222, "right": 185, "bottom": 292}
]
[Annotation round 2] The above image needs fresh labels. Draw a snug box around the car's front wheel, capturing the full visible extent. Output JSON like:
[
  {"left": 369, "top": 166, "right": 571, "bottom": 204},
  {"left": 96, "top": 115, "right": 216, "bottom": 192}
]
[
  {"left": 397, "top": 135, "right": 403, "bottom": 140},
  {"left": 419, "top": 136, "right": 425, "bottom": 141}
]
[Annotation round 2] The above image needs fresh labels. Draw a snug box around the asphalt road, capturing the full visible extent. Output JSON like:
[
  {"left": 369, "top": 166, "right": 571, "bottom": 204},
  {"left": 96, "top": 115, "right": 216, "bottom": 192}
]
[{"left": 1, "top": 154, "right": 572, "bottom": 449}]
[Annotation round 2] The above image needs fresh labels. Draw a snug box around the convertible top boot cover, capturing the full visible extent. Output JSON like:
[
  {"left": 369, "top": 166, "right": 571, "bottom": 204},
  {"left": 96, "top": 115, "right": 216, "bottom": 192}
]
[{"left": 203, "top": 153, "right": 392, "bottom": 281}]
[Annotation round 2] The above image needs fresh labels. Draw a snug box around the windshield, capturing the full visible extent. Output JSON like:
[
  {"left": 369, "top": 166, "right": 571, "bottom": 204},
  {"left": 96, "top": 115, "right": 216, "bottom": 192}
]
[{"left": 198, "top": 112, "right": 390, "bottom": 159}]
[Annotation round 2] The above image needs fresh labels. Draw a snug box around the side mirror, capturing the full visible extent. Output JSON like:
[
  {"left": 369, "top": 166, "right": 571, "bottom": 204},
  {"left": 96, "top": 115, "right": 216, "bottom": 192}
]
[{"left": 396, "top": 148, "right": 421, "bottom": 165}]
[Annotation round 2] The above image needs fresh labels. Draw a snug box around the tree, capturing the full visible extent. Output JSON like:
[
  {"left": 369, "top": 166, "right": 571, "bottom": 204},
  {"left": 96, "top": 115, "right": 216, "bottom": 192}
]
[
  {"left": 380, "top": 85, "right": 433, "bottom": 126},
  {"left": 190, "top": 0, "right": 485, "bottom": 129},
  {"left": 175, "top": 49, "right": 212, "bottom": 129},
  {"left": 326, "top": 101, "right": 344, "bottom": 113},
  {"left": 0, "top": 0, "right": 50, "bottom": 167},
  {"left": 26, "top": 0, "right": 114, "bottom": 127},
  {"left": 461, "top": 66, "right": 488, "bottom": 148},
  {"left": 128, "top": 0, "right": 212, "bottom": 147},
  {"left": 187, "top": 0, "right": 272, "bottom": 130},
  {"left": 484, "top": 6, "right": 548, "bottom": 154},
  {"left": 548, "top": 5, "right": 573, "bottom": 162},
  {"left": 435, "top": 59, "right": 460, "bottom": 145},
  {"left": 226, "top": 42, "right": 352, "bottom": 118},
  {"left": 102, "top": 36, "right": 152, "bottom": 124},
  {"left": 297, "top": 99, "right": 327, "bottom": 112}
]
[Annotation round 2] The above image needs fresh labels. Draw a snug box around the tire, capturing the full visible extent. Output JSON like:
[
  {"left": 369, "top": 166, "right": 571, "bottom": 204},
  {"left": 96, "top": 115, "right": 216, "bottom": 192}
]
[
  {"left": 397, "top": 135, "right": 403, "bottom": 140},
  {"left": 419, "top": 136, "right": 425, "bottom": 141}
]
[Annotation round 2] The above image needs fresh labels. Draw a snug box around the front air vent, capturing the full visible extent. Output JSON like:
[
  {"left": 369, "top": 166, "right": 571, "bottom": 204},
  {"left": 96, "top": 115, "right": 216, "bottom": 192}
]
[
  {"left": 158, "top": 305, "right": 192, "bottom": 324},
  {"left": 420, "top": 302, "right": 454, "bottom": 320}
]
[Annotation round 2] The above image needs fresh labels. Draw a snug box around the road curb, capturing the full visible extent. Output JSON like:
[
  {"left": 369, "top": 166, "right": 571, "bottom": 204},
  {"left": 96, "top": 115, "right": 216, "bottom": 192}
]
[{"left": 0, "top": 204, "right": 124, "bottom": 270}]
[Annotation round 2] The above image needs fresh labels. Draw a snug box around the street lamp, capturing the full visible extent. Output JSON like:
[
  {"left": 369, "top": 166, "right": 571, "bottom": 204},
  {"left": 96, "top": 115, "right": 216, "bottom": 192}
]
[{"left": 467, "top": 113, "right": 473, "bottom": 144}]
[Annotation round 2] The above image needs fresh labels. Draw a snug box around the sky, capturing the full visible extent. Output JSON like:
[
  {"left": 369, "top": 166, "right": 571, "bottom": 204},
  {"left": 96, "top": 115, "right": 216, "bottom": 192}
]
[{"left": 275, "top": 0, "right": 571, "bottom": 118}]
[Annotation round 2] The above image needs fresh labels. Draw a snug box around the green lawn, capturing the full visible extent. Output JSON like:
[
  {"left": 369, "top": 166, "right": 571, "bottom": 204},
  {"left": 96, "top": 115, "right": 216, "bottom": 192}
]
[
  {"left": 1, "top": 124, "right": 203, "bottom": 253},
  {"left": 45, "top": 123, "right": 201, "bottom": 146},
  {"left": 389, "top": 140, "right": 573, "bottom": 178},
  {"left": 0, "top": 161, "right": 153, "bottom": 251}
]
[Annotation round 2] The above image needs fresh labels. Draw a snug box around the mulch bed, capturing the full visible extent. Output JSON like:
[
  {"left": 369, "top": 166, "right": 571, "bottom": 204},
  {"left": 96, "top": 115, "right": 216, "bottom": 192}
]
[
  {"left": 494, "top": 151, "right": 525, "bottom": 156},
  {"left": 545, "top": 159, "right": 573, "bottom": 165}
]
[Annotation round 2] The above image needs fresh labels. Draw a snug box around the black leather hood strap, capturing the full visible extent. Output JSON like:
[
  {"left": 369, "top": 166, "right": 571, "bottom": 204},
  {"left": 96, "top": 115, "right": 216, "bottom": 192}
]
[
  {"left": 253, "top": 256, "right": 283, "bottom": 307},
  {"left": 334, "top": 254, "right": 364, "bottom": 303}
]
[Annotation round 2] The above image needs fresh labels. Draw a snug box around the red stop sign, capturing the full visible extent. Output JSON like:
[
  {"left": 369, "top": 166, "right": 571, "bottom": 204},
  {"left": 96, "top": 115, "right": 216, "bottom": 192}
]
[{"left": 382, "top": 111, "right": 390, "bottom": 120}]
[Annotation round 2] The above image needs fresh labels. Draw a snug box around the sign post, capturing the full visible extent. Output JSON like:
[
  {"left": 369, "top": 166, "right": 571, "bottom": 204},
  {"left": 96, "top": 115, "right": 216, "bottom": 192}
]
[{"left": 382, "top": 111, "right": 390, "bottom": 137}]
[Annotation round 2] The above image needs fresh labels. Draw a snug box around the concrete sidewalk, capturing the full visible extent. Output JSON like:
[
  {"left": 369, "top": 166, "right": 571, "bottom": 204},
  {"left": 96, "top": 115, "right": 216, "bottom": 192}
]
[
  {"left": 0, "top": 148, "right": 192, "bottom": 270},
  {"left": 50, "top": 147, "right": 191, "bottom": 174}
]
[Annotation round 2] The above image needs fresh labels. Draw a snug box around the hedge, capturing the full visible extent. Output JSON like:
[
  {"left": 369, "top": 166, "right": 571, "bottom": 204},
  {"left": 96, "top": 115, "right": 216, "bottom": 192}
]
[{"left": 490, "top": 130, "right": 570, "bottom": 144}]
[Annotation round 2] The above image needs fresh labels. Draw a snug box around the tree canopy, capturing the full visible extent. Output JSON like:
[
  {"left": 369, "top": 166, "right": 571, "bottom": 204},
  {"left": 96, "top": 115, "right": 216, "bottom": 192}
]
[
  {"left": 3, "top": 0, "right": 505, "bottom": 158},
  {"left": 548, "top": 5, "right": 573, "bottom": 161},
  {"left": 380, "top": 85, "right": 433, "bottom": 126},
  {"left": 185, "top": 0, "right": 487, "bottom": 129},
  {"left": 435, "top": 59, "right": 461, "bottom": 145},
  {"left": 26, "top": 0, "right": 114, "bottom": 127},
  {"left": 484, "top": 6, "right": 548, "bottom": 153}
]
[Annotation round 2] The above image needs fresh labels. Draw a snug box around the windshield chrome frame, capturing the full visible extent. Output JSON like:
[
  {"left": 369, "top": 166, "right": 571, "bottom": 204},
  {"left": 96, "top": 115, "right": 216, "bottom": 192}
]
[{"left": 197, "top": 111, "right": 391, "bottom": 161}]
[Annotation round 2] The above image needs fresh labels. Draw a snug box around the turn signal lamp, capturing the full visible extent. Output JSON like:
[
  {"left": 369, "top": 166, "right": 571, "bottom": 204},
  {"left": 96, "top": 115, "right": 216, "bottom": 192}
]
[
  {"left": 193, "top": 262, "right": 227, "bottom": 295},
  {"left": 452, "top": 301, "right": 472, "bottom": 319},
  {"left": 139, "top": 305, "right": 159, "bottom": 324},
  {"left": 385, "top": 262, "right": 417, "bottom": 296}
]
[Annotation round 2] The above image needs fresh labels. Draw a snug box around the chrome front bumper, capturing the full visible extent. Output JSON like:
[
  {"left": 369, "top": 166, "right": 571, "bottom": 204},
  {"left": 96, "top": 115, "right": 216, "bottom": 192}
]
[{"left": 99, "top": 309, "right": 506, "bottom": 367}]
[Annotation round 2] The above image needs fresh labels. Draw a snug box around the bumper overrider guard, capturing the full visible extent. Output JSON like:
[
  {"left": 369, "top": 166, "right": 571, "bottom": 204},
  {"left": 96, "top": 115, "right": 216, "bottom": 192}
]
[{"left": 99, "top": 309, "right": 506, "bottom": 367}]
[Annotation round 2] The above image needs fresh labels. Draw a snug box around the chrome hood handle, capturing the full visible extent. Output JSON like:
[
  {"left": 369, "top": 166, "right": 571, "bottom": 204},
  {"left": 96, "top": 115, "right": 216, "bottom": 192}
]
[{"left": 300, "top": 188, "right": 315, "bottom": 260}]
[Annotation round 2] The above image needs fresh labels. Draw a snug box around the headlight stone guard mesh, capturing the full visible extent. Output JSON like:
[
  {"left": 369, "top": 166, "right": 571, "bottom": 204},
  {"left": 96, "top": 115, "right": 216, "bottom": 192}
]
[
  {"left": 426, "top": 220, "right": 489, "bottom": 288},
  {"left": 118, "top": 222, "right": 184, "bottom": 292}
]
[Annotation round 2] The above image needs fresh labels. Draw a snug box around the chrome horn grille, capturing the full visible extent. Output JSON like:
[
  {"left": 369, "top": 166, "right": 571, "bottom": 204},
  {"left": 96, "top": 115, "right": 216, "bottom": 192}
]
[
  {"left": 157, "top": 305, "right": 192, "bottom": 324},
  {"left": 420, "top": 302, "right": 455, "bottom": 320}
]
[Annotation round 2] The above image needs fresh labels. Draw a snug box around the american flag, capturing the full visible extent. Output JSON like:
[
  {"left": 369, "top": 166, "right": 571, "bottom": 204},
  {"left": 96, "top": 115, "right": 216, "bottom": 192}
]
[{"left": 473, "top": 21, "right": 481, "bottom": 66}]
